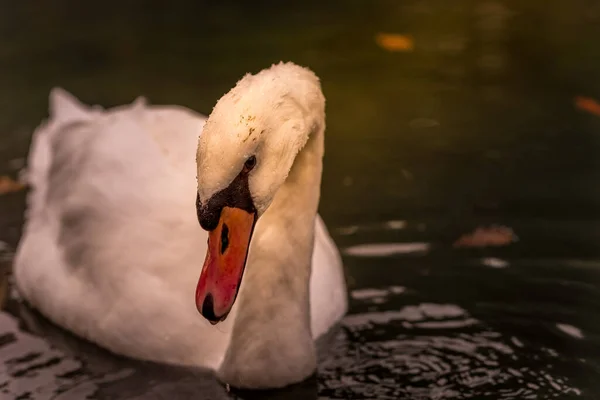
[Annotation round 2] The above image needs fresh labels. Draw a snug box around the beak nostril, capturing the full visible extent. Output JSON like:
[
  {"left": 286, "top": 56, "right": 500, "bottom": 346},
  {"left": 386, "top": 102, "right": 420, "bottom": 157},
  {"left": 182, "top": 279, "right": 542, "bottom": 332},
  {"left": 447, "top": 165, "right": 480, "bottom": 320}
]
[
  {"left": 201, "top": 293, "right": 219, "bottom": 323},
  {"left": 220, "top": 223, "right": 229, "bottom": 254}
]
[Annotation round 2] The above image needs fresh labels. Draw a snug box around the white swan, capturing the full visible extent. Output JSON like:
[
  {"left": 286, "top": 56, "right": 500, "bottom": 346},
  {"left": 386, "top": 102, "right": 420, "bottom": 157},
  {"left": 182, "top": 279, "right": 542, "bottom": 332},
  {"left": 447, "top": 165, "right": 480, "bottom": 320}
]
[{"left": 13, "top": 62, "right": 347, "bottom": 389}]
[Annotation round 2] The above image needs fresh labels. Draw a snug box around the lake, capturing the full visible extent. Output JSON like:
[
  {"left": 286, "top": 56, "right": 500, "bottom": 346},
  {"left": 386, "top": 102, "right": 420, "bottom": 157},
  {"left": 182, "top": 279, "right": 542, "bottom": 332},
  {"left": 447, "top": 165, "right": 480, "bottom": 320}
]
[{"left": 1, "top": 0, "right": 599, "bottom": 398}]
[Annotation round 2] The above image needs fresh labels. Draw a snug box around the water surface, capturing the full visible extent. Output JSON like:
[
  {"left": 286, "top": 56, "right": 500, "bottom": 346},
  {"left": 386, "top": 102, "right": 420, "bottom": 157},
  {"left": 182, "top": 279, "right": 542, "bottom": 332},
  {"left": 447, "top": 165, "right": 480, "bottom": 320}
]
[{"left": 1, "top": 0, "right": 600, "bottom": 398}]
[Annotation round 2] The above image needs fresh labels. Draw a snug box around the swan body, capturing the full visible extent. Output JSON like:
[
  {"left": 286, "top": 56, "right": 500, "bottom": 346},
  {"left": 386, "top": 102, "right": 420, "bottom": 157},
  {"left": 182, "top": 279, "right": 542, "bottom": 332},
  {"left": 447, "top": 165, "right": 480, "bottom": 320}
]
[{"left": 13, "top": 63, "right": 347, "bottom": 388}]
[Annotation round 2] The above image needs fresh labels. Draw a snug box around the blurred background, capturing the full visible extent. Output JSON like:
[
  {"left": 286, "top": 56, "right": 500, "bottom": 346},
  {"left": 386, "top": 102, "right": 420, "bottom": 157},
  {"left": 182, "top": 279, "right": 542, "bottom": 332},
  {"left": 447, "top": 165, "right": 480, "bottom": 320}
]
[{"left": 1, "top": 0, "right": 599, "bottom": 399}]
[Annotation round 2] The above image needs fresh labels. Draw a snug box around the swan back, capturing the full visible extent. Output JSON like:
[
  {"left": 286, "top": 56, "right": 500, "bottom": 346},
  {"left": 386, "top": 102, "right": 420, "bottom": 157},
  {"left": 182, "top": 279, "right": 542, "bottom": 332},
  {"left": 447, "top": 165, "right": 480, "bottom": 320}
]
[{"left": 14, "top": 90, "right": 234, "bottom": 368}]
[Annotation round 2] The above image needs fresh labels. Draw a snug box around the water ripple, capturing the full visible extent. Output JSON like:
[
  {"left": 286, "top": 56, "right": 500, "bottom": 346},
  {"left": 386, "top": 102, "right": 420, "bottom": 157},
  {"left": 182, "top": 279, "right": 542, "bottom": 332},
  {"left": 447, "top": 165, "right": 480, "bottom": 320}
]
[
  {"left": 0, "top": 313, "right": 97, "bottom": 399},
  {"left": 319, "top": 296, "right": 582, "bottom": 399},
  {"left": 344, "top": 242, "right": 431, "bottom": 257}
]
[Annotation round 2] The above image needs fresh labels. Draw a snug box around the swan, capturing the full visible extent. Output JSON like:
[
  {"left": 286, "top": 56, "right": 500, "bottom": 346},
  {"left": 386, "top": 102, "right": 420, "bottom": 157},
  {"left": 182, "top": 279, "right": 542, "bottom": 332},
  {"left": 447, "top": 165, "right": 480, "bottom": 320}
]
[{"left": 13, "top": 62, "right": 348, "bottom": 389}]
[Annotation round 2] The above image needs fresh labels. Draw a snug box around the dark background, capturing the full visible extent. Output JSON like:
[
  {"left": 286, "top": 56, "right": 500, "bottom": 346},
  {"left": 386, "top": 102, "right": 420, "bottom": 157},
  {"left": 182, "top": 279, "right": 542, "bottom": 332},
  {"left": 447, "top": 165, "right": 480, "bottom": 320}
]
[{"left": 1, "top": 1, "right": 599, "bottom": 398}]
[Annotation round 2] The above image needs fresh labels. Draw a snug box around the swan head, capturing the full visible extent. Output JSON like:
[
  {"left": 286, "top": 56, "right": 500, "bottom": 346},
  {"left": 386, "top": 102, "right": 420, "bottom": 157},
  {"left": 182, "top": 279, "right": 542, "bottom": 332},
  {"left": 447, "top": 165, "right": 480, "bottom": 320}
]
[{"left": 194, "top": 62, "right": 325, "bottom": 324}]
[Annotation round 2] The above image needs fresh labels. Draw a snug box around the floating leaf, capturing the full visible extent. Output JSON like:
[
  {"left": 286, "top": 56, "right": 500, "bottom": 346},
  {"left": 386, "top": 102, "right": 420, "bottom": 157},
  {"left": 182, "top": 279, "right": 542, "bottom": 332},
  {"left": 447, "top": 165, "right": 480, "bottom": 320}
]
[
  {"left": 574, "top": 96, "right": 600, "bottom": 117},
  {"left": 453, "top": 225, "right": 517, "bottom": 248},
  {"left": 0, "top": 175, "right": 25, "bottom": 195},
  {"left": 375, "top": 33, "right": 414, "bottom": 52}
]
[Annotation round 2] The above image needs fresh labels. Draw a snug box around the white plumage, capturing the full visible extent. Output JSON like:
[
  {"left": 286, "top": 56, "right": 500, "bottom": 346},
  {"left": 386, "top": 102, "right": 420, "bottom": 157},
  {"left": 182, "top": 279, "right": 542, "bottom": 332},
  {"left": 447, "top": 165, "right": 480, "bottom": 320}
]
[{"left": 13, "top": 62, "right": 347, "bottom": 389}]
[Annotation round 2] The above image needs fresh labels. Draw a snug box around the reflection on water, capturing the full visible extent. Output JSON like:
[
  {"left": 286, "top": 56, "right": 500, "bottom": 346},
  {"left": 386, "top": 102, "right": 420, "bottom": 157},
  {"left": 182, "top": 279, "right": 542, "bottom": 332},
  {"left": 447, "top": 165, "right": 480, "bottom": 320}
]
[
  {"left": 0, "top": 278, "right": 587, "bottom": 399},
  {"left": 344, "top": 242, "right": 431, "bottom": 257},
  {"left": 321, "top": 293, "right": 580, "bottom": 399},
  {"left": 2, "top": 215, "right": 598, "bottom": 399},
  {"left": 1, "top": 312, "right": 98, "bottom": 399}
]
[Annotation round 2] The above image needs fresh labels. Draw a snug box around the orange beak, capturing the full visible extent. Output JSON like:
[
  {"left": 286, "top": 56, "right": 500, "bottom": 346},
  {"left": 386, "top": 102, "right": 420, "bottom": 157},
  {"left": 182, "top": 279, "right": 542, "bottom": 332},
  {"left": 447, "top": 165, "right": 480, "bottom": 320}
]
[{"left": 195, "top": 206, "right": 257, "bottom": 324}]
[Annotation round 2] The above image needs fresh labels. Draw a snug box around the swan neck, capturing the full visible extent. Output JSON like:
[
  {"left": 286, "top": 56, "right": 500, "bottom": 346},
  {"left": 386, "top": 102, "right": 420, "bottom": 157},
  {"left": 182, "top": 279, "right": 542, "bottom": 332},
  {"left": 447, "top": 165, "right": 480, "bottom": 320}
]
[{"left": 217, "top": 120, "right": 324, "bottom": 388}]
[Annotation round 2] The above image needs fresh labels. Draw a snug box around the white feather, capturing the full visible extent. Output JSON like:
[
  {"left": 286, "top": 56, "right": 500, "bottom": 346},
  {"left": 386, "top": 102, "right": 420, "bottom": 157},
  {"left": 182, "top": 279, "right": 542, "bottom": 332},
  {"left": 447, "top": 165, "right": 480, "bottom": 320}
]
[{"left": 14, "top": 62, "right": 347, "bottom": 389}]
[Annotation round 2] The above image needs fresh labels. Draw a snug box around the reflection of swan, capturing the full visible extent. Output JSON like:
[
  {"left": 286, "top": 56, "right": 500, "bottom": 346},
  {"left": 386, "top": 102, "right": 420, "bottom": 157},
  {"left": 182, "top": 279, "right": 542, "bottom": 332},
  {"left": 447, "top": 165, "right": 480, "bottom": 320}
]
[{"left": 14, "top": 62, "right": 347, "bottom": 388}]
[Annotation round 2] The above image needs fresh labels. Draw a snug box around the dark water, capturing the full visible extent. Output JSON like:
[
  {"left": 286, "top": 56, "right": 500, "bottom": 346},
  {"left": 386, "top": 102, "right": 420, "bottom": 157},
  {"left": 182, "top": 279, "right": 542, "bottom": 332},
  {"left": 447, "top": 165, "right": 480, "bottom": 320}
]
[{"left": 1, "top": 0, "right": 600, "bottom": 398}]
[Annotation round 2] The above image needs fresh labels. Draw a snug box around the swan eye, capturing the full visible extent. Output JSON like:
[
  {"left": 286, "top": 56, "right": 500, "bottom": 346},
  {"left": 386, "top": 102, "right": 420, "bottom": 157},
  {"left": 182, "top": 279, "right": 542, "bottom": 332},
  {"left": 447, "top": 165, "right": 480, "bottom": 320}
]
[{"left": 243, "top": 156, "right": 256, "bottom": 173}]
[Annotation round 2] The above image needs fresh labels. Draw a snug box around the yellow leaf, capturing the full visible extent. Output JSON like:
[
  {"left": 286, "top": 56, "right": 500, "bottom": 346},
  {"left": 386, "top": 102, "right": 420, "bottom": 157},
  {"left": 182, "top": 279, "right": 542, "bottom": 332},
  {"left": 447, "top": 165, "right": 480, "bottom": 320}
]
[
  {"left": 0, "top": 175, "right": 25, "bottom": 195},
  {"left": 574, "top": 96, "right": 600, "bottom": 117},
  {"left": 375, "top": 33, "right": 414, "bottom": 52},
  {"left": 453, "top": 226, "right": 517, "bottom": 248}
]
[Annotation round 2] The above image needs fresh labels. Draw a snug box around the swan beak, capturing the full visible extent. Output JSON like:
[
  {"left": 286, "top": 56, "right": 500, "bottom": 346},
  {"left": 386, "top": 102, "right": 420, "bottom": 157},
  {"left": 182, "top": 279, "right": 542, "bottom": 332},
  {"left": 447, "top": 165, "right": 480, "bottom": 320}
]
[{"left": 195, "top": 206, "right": 257, "bottom": 324}]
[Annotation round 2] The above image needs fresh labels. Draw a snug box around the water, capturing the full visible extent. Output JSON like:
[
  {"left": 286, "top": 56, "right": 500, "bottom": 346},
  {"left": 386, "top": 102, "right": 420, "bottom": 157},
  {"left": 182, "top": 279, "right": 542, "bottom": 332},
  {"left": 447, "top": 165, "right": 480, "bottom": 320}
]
[{"left": 1, "top": 0, "right": 600, "bottom": 398}]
